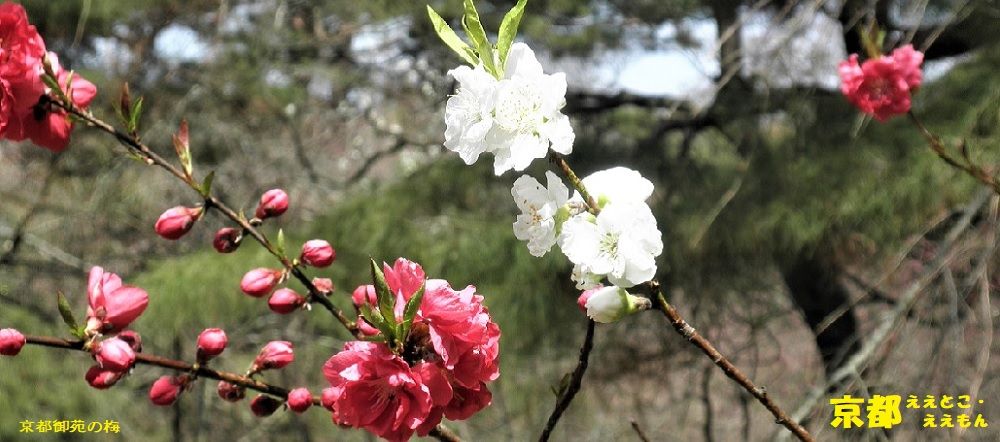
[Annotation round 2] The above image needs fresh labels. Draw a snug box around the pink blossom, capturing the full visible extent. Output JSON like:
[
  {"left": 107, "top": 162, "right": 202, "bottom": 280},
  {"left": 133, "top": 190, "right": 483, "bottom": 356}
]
[
  {"left": 300, "top": 239, "right": 335, "bottom": 267},
  {"left": 85, "top": 365, "right": 124, "bottom": 389},
  {"left": 212, "top": 227, "right": 241, "bottom": 253},
  {"left": 443, "top": 382, "right": 493, "bottom": 421},
  {"left": 12, "top": 54, "right": 97, "bottom": 152},
  {"left": 117, "top": 330, "right": 142, "bottom": 352},
  {"left": 320, "top": 387, "right": 338, "bottom": 411},
  {"left": 267, "top": 288, "right": 306, "bottom": 314},
  {"left": 312, "top": 277, "right": 334, "bottom": 294},
  {"left": 85, "top": 266, "right": 149, "bottom": 334},
  {"left": 286, "top": 387, "right": 313, "bottom": 413},
  {"left": 197, "top": 328, "right": 228, "bottom": 360},
  {"left": 93, "top": 337, "right": 135, "bottom": 372},
  {"left": 149, "top": 376, "right": 185, "bottom": 406},
  {"left": 240, "top": 268, "right": 282, "bottom": 297},
  {"left": 322, "top": 341, "right": 432, "bottom": 441},
  {"left": 252, "top": 341, "right": 294, "bottom": 372},
  {"left": 0, "top": 328, "right": 25, "bottom": 356},
  {"left": 250, "top": 395, "right": 283, "bottom": 417},
  {"left": 255, "top": 189, "right": 289, "bottom": 219},
  {"left": 154, "top": 206, "right": 202, "bottom": 240},
  {"left": 217, "top": 381, "right": 245, "bottom": 402},
  {"left": 0, "top": 2, "right": 46, "bottom": 140},
  {"left": 838, "top": 45, "right": 924, "bottom": 122}
]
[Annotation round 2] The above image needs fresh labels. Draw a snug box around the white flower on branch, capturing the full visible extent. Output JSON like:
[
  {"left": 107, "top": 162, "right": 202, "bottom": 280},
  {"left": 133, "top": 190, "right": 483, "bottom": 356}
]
[
  {"left": 559, "top": 201, "right": 663, "bottom": 288},
  {"left": 574, "top": 167, "right": 655, "bottom": 206},
  {"left": 512, "top": 171, "right": 570, "bottom": 257},
  {"left": 443, "top": 43, "right": 574, "bottom": 175}
]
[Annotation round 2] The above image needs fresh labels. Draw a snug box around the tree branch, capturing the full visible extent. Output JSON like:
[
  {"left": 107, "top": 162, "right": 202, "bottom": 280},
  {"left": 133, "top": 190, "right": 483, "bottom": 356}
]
[{"left": 538, "top": 320, "right": 595, "bottom": 442}]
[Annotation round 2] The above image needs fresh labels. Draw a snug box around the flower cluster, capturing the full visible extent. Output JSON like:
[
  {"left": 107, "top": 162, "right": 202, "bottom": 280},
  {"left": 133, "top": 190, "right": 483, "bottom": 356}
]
[
  {"left": 82, "top": 267, "right": 148, "bottom": 389},
  {"left": 444, "top": 43, "right": 574, "bottom": 175},
  {"left": 511, "top": 167, "right": 662, "bottom": 321},
  {"left": 323, "top": 258, "right": 499, "bottom": 441},
  {"left": 838, "top": 44, "right": 924, "bottom": 122},
  {"left": 0, "top": 2, "right": 95, "bottom": 151}
]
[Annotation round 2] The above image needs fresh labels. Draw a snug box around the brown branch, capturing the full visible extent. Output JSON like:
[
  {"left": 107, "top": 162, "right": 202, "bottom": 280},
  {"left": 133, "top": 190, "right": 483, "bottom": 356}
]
[
  {"left": 52, "top": 98, "right": 359, "bottom": 338},
  {"left": 630, "top": 420, "right": 651, "bottom": 442},
  {"left": 23, "top": 334, "right": 459, "bottom": 442},
  {"left": 538, "top": 320, "right": 595, "bottom": 442},
  {"left": 547, "top": 152, "right": 814, "bottom": 441},
  {"left": 909, "top": 111, "right": 1000, "bottom": 195}
]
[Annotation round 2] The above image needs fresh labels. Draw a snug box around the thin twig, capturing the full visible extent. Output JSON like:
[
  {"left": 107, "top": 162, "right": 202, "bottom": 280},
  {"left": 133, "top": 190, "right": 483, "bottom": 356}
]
[
  {"left": 52, "top": 99, "right": 359, "bottom": 337},
  {"left": 909, "top": 111, "right": 1000, "bottom": 195},
  {"left": 548, "top": 151, "right": 814, "bottom": 441},
  {"left": 23, "top": 334, "right": 459, "bottom": 442},
  {"left": 538, "top": 320, "right": 596, "bottom": 442},
  {"left": 630, "top": 420, "right": 651, "bottom": 442}
]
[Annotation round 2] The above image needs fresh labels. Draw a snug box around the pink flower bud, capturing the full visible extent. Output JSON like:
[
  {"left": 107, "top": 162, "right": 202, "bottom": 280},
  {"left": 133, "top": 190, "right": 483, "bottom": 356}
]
[
  {"left": 85, "top": 365, "right": 125, "bottom": 389},
  {"left": 86, "top": 267, "right": 149, "bottom": 334},
  {"left": 286, "top": 388, "right": 312, "bottom": 413},
  {"left": 299, "top": 239, "right": 335, "bottom": 267},
  {"left": 320, "top": 387, "right": 338, "bottom": 411},
  {"left": 154, "top": 206, "right": 202, "bottom": 240},
  {"left": 576, "top": 286, "right": 601, "bottom": 313},
  {"left": 312, "top": 277, "right": 334, "bottom": 294},
  {"left": 255, "top": 189, "right": 289, "bottom": 219},
  {"left": 213, "top": 228, "right": 241, "bottom": 253},
  {"left": 197, "top": 328, "right": 228, "bottom": 360},
  {"left": 351, "top": 285, "right": 376, "bottom": 307},
  {"left": 0, "top": 328, "right": 26, "bottom": 356},
  {"left": 252, "top": 341, "right": 294, "bottom": 372},
  {"left": 93, "top": 337, "right": 136, "bottom": 372},
  {"left": 267, "top": 288, "right": 306, "bottom": 314},
  {"left": 250, "top": 395, "right": 283, "bottom": 417},
  {"left": 149, "top": 376, "right": 186, "bottom": 406},
  {"left": 117, "top": 330, "right": 143, "bottom": 353},
  {"left": 217, "top": 381, "right": 246, "bottom": 402},
  {"left": 240, "top": 268, "right": 282, "bottom": 297}
]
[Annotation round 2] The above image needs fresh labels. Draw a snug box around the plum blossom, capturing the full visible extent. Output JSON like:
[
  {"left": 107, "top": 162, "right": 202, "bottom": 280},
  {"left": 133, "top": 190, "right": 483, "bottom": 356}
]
[
  {"left": 85, "top": 267, "right": 149, "bottom": 335},
  {"left": 577, "top": 285, "right": 651, "bottom": 323},
  {"left": 839, "top": 44, "right": 924, "bottom": 121},
  {"left": 512, "top": 171, "right": 570, "bottom": 257},
  {"left": 443, "top": 43, "right": 574, "bottom": 175},
  {"left": 559, "top": 201, "right": 663, "bottom": 288},
  {"left": 575, "top": 167, "right": 655, "bottom": 206}
]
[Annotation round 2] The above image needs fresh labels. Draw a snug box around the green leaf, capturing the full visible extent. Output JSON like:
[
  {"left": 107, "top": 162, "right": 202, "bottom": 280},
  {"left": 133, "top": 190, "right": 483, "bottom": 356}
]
[
  {"left": 399, "top": 280, "right": 425, "bottom": 341},
  {"left": 359, "top": 303, "right": 395, "bottom": 342},
  {"left": 462, "top": 0, "right": 497, "bottom": 75},
  {"left": 128, "top": 97, "right": 144, "bottom": 134},
  {"left": 496, "top": 0, "right": 528, "bottom": 69},
  {"left": 200, "top": 171, "right": 216, "bottom": 197},
  {"left": 56, "top": 291, "right": 81, "bottom": 337},
  {"left": 172, "top": 120, "right": 193, "bottom": 179},
  {"left": 370, "top": 259, "right": 397, "bottom": 328},
  {"left": 426, "top": 5, "right": 478, "bottom": 66},
  {"left": 276, "top": 229, "right": 286, "bottom": 255}
]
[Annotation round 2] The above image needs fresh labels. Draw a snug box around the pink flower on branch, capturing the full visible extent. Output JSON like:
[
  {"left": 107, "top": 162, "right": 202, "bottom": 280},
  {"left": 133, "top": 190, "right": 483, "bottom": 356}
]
[
  {"left": 240, "top": 268, "right": 282, "bottom": 298},
  {"left": 300, "top": 239, "right": 335, "bottom": 267},
  {"left": 154, "top": 206, "right": 202, "bottom": 240},
  {"left": 149, "top": 375, "right": 188, "bottom": 406},
  {"left": 85, "top": 267, "right": 149, "bottom": 335},
  {"left": 286, "top": 387, "right": 313, "bottom": 413},
  {"left": 268, "top": 288, "right": 306, "bottom": 314},
  {"left": 0, "top": 328, "right": 25, "bottom": 356},
  {"left": 217, "top": 381, "right": 245, "bottom": 402},
  {"left": 839, "top": 44, "right": 924, "bottom": 122},
  {"left": 255, "top": 189, "right": 289, "bottom": 220},
  {"left": 251, "top": 340, "right": 294, "bottom": 372},
  {"left": 197, "top": 328, "right": 228, "bottom": 361},
  {"left": 92, "top": 336, "right": 136, "bottom": 372},
  {"left": 85, "top": 365, "right": 125, "bottom": 389}
]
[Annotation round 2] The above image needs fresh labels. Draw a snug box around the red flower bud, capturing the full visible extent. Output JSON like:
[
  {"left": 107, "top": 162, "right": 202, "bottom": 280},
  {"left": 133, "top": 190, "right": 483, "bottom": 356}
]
[
  {"left": 240, "top": 268, "right": 282, "bottom": 297},
  {"left": 93, "top": 337, "right": 135, "bottom": 372},
  {"left": 117, "top": 330, "right": 143, "bottom": 353},
  {"left": 320, "top": 387, "right": 338, "bottom": 411},
  {"left": 312, "top": 277, "right": 334, "bottom": 294},
  {"left": 217, "top": 381, "right": 246, "bottom": 402},
  {"left": 213, "top": 228, "right": 241, "bottom": 253},
  {"left": 252, "top": 341, "right": 294, "bottom": 372},
  {"left": 154, "top": 206, "right": 202, "bottom": 240},
  {"left": 286, "top": 388, "right": 312, "bottom": 413},
  {"left": 85, "top": 365, "right": 125, "bottom": 389},
  {"left": 267, "top": 288, "right": 306, "bottom": 314},
  {"left": 250, "top": 395, "right": 283, "bottom": 417},
  {"left": 0, "top": 328, "right": 26, "bottom": 356},
  {"left": 149, "top": 376, "right": 186, "bottom": 406},
  {"left": 255, "top": 189, "right": 288, "bottom": 219},
  {"left": 299, "top": 239, "right": 335, "bottom": 267},
  {"left": 197, "top": 328, "right": 228, "bottom": 360}
]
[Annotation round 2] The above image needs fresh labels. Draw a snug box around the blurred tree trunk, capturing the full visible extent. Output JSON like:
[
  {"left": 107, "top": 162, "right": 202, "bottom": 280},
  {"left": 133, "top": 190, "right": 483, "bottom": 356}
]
[{"left": 781, "top": 252, "right": 860, "bottom": 379}]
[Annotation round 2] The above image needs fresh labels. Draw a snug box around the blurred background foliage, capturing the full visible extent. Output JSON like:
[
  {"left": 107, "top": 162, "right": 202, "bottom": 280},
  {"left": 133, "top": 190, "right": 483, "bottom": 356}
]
[{"left": 1, "top": 0, "right": 999, "bottom": 440}]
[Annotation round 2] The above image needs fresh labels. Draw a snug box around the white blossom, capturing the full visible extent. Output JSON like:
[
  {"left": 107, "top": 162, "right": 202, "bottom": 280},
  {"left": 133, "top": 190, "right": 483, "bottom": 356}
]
[
  {"left": 444, "top": 64, "right": 498, "bottom": 165},
  {"left": 573, "top": 167, "right": 655, "bottom": 206},
  {"left": 558, "top": 201, "right": 663, "bottom": 288},
  {"left": 442, "top": 43, "right": 575, "bottom": 176},
  {"left": 579, "top": 285, "right": 651, "bottom": 323},
  {"left": 512, "top": 171, "right": 569, "bottom": 257}
]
